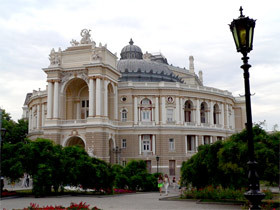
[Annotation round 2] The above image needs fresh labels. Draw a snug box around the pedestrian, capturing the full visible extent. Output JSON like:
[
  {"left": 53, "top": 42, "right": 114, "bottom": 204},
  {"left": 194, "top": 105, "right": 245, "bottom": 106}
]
[
  {"left": 21, "top": 173, "right": 27, "bottom": 187},
  {"left": 172, "top": 177, "right": 176, "bottom": 190},
  {"left": 1, "top": 176, "right": 4, "bottom": 192},
  {"left": 157, "top": 174, "right": 163, "bottom": 196},
  {"left": 163, "top": 174, "right": 170, "bottom": 196},
  {"left": 25, "top": 175, "right": 30, "bottom": 187}
]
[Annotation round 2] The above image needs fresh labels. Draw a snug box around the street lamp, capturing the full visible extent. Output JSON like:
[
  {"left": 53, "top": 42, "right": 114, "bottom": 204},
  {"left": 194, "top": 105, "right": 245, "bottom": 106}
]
[
  {"left": 0, "top": 109, "right": 7, "bottom": 145},
  {"left": 229, "top": 7, "right": 265, "bottom": 209},
  {"left": 156, "top": 156, "right": 160, "bottom": 173}
]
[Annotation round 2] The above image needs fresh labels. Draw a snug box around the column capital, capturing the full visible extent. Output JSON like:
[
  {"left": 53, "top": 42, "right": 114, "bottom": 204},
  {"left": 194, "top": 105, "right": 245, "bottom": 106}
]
[{"left": 47, "top": 79, "right": 61, "bottom": 83}]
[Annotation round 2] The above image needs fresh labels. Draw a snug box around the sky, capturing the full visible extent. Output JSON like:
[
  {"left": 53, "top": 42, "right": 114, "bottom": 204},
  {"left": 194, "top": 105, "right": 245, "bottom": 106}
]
[{"left": 0, "top": 0, "right": 279, "bottom": 130}]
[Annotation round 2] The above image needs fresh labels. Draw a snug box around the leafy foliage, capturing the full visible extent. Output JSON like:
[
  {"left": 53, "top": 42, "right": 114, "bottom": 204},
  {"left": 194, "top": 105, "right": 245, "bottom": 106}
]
[
  {"left": 1, "top": 109, "right": 28, "bottom": 144},
  {"left": 114, "top": 160, "right": 158, "bottom": 191},
  {"left": 181, "top": 125, "right": 280, "bottom": 189},
  {"left": 1, "top": 138, "right": 114, "bottom": 196}
]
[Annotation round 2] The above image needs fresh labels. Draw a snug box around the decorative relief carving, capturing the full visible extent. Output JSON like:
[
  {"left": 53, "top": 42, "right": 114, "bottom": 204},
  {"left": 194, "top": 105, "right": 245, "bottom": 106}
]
[{"left": 91, "top": 49, "right": 102, "bottom": 61}]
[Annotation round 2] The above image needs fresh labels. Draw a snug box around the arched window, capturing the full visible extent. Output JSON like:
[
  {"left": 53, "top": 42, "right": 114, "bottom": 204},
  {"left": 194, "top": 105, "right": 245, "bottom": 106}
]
[
  {"left": 184, "top": 100, "right": 193, "bottom": 122},
  {"left": 213, "top": 104, "right": 219, "bottom": 124},
  {"left": 200, "top": 102, "right": 207, "bottom": 123},
  {"left": 141, "top": 98, "right": 152, "bottom": 122},
  {"left": 121, "top": 109, "right": 127, "bottom": 122}
]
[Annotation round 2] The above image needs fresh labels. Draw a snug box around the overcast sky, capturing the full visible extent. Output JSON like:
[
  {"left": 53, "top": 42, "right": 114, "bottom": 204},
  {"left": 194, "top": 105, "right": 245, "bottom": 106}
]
[{"left": 0, "top": 0, "right": 279, "bottom": 130}]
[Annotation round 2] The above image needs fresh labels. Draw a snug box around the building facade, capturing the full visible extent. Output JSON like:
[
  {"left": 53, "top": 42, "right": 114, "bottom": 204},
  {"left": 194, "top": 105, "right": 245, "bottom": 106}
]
[{"left": 23, "top": 29, "right": 246, "bottom": 176}]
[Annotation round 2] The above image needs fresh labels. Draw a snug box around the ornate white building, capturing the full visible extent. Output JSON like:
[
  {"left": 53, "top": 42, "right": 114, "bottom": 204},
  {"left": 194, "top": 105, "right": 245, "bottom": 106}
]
[{"left": 23, "top": 29, "right": 246, "bottom": 176}]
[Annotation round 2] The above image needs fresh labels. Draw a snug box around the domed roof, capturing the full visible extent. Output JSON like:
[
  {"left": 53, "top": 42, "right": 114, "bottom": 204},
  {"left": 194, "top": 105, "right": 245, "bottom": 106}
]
[
  {"left": 117, "top": 59, "right": 183, "bottom": 83},
  {"left": 120, "top": 39, "right": 143, "bottom": 60}
]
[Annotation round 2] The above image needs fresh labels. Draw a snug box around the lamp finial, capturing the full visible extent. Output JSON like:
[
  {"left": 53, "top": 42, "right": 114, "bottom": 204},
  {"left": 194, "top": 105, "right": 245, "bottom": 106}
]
[{"left": 239, "top": 6, "right": 244, "bottom": 17}]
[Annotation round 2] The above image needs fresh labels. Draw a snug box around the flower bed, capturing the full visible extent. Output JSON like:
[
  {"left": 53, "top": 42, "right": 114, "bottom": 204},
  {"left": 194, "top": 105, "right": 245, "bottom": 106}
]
[
  {"left": 23, "top": 202, "right": 101, "bottom": 210},
  {"left": 114, "top": 189, "right": 135, "bottom": 194},
  {"left": 1, "top": 190, "right": 17, "bottom": 197}
]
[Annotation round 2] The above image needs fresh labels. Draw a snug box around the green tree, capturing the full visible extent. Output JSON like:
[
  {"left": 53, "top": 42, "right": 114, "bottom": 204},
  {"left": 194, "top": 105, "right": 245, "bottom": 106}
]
[
  {"left": 1, "top": 142, "right": 26, "bottom": 181},
  {"left": 1, "top": 109, "right": 28, "bottom": 144},
  {"left": 181, "top": 125, "right": 280, "bottom": 189},
  {"left": 121, "top": 160, "right": 157, "bottom": 191}
]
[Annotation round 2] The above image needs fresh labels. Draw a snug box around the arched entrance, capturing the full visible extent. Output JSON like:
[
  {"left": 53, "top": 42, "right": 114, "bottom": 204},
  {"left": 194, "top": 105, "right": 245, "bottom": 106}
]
[
  {"left": 65, "top": 136, "right": 85, "bottom": 149},
  {"left": 64, "top": 78, "right": 89, "bottom": 120}
]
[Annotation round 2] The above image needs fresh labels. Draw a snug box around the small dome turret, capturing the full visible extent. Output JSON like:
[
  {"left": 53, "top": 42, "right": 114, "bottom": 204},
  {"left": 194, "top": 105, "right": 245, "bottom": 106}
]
[{"left": 120, "top": 39, "right": 143, "bottom": 60}]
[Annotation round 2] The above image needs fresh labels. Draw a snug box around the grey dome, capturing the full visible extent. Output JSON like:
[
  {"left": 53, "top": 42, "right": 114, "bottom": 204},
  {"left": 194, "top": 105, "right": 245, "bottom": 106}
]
[
  {"left": 117, "top": 59, "right": 183, "bottom": 83},
  {"left": 120, "top": 39, "right": 143, "bottom": 60}
]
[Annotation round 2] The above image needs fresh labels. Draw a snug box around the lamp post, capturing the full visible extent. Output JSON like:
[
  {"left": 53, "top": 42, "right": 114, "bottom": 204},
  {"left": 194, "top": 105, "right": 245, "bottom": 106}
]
[
  {"left": 156, "top": 156, "right": 160, "bottom": 173},
  {"left": 0, "top": 109, "right": 7, "bottom": 145},
  {"left": 229, "top": 7, "right": 265, "bottom": 209}
]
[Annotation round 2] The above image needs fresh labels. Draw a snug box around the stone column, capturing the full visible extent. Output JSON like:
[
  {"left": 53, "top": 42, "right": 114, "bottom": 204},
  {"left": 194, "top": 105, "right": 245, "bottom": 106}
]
[
  {"left": 201, "top": 136, "right": 204, "bottom": 145},
  {"left": 185, "top": 136, "right": 188, "bottom": 154},
  {"left": 210, "top": 136, "right": 213, "bottom": 144},
  {"left": 195, "top": 135, "right": 198, "bottom": 152},
  {"left": 28, "top": 108, "right": 32, "bottom": 131},
  {"left": 221, "top": 103, "right": 224, "bottom": 128},
  {"left": 96, "top": 77, "right": 101, "bottom": 116},
  {"left": 89, "top": 77, "right": 94, "bottom": 117},
  {"left": 226, "top": 104, "right": 229, "bottom": 128},
  {"left": 32, "top": 106, "right": 35, "bottom": 129},
  {"left": 76, "top": 101, "right": 81, "bottom": 119},
  {"left": 152, "top": 135, "right": 156, "bottom": 155},
  {"left": 196, "top": 99, "right": 200, "bottom": 125},
  {"left": 210, "top": 101, "right": 214, "bottom": 125},
  {"left": 41, "top": 104, "right": 45, "bottom": 127},
  {"left": 134, "top": 96, "right": 138, "bottom": 124},
  {"left": 103, "top": 79, "right": 108, "bottom": 117},
  {"left": 36, "top": 104, "right": 40, "bottom": 129},
  {"left": 138, "top": 135, "right": 142, "bottom": 155},
  {"left": 53, "top": 81, "right": 60, "bottom": 119},
  {"left": 114, "top": 84, "right": 118, "bottom": 120},
  {"left": 155, "top": 97, "right": 159, "bottom": 124},
  {"left": 161, "top": 96, "right": 166, "bottom": 124},
  {"left": 231, "top": 106, "right": 235, "bottom": 129},
  {"left": 175, "top": 97, "right": 180, "bottom": 124},
  {"left": 47, "top": 81, "right": 53, "bottom": 119},
  {"left": 180, "top": 98, "right": 184, "bottom": 124}
]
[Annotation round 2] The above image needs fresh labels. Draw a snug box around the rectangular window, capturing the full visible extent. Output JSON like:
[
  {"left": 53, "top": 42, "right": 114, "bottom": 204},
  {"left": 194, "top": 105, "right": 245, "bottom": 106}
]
[
  {"left": 169, "top": 160, "right": 175, "bottom": 176},
  {"left": 122, "top": 161, "right": 127, "bottom": 167},
  {"left": 142, "top": 109, "right": 151, "bottom": 121},
  {"left": 169, "top": 138, "right": 175, "bottom": 151},
  {"left": 204, "top": 136, "right": 210, "bottom": 145},
  {"left": 81, "top": 100, "right": 89, "bottom": 119},
  {"left": 121, "top": 110, "right": 127, "bottom": 122},
  {"left": 167, "top": 109, "right": 173, "bottom": 122},
  {"left": 217, "top": 136, "right": 223, "bottom": 141},
  {"left": 187, "top": 135, "right": 195, "bottom": 151},
  {"left": 142, "top": 135, "right": 151, "bottom": 152},
  {"left": 122, "top": 139, "right": 127, "bottom": 148}
]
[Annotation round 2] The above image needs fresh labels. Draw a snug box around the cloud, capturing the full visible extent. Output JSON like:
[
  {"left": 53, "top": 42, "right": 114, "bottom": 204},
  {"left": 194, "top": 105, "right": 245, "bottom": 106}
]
[{"left": 0, "top": 0, "right": 279, "bottom": 130}]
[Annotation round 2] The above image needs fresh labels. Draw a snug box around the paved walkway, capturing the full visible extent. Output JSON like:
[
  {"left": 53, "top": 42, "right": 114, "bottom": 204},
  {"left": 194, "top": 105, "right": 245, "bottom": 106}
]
[{"left": 1, "top": 186, "right": 241, "bottom": 210}]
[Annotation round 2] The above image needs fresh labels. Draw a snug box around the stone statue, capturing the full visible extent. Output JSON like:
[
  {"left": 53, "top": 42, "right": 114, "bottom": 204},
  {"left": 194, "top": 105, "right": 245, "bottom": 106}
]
[
  {"left": 87, "top": 147, "right": 94, "bottom": 157},
  {"left": 70, "top": 39, "right": 79, "bottom": 46},
  {"left": 49, "top": 48, "right": 61, "bottom": 66},
  {"left": 80, "top": 29, "right": 92, "bottom": 44}
]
